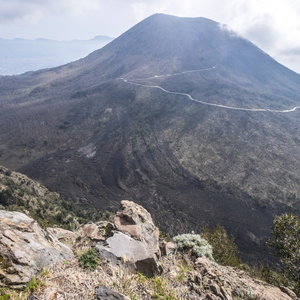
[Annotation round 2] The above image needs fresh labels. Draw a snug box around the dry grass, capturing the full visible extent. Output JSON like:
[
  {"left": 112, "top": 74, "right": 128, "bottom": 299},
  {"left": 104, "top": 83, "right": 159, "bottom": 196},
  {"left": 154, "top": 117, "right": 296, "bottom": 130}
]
[
  {"left": 1, "top": 253, "right": 195, "bottom": 300},
  {"left": 0, "top": 289, "right": 30, "bottom": 300},
  {"left": 34, "top": 260, "right": 112, "bottom": 300},
  {"left": 30, "top": 255, "right": 191, "bottom": 300}
]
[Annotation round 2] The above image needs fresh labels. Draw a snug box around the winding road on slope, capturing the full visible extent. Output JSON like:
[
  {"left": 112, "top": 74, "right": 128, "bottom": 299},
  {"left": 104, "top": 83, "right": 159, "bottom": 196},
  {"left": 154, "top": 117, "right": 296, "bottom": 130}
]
[{"left": 121, "top": 67, "right": 300, "bottom": 113}]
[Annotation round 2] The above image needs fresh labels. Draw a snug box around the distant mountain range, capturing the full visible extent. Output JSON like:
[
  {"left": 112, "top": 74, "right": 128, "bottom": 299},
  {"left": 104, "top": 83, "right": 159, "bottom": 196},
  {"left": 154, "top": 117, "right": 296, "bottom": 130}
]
[
  {"left": 0, "top": 14, "right": 300, "bottom": 265},
  {"left": 0, "top": 35, "right": 113, "bottom": 75}
]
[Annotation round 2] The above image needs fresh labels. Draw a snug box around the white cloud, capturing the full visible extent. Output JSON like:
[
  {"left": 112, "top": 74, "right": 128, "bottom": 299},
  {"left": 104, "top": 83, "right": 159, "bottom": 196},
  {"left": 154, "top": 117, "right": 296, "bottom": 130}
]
[
  {"left": 216, "top": 0, "right": 300, "bottom": 71},
  {"left": 0, "top": 0, "right": 41, "bottom": 23},
  {"left": 154, "top": 0, "right": 300, "bottom": 72}
]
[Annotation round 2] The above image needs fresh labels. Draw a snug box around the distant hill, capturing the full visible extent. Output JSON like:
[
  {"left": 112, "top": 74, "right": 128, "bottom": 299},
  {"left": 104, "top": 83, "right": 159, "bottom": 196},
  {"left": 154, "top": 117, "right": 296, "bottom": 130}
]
[
  {"left": 0, "top": 35, "right": 113, "bottom": 75},
  {"left": 0, "top": 14, "right": 300, "bottom": 265}
]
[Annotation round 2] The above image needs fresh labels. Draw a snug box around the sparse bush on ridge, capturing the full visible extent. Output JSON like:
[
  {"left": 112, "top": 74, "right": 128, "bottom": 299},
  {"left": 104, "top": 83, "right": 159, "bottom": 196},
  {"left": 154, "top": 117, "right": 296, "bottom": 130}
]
[
  {"left": 151, "top": 276, "right": 179, "bottom": 299},
  {"left": 0, "top": 165, "right": 111, "bottom": 229},
  {"left": 269, "top": 213, "right": 300, "bottom": 295},
  {"left": 173, "top": 233, "right": 214, "bottom": 260},
  {"left": 200, "top": 225, "right": 242, "bottom": 267}
]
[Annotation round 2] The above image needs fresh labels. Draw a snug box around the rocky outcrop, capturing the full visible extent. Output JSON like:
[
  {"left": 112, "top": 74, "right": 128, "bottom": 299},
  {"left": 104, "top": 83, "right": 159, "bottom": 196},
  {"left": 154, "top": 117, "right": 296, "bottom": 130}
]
[
  {"left": 1, "top": 201, "right": 299, "bottom": 300},
  {"left": 96, "top": 232, "right": 161, "bottom": 276},
  {"left": 0, "top": 210, "right": 74, "bottom": 288},
  {"left": 160, "top": 240, "right": 176, "bottom": 256},
  {"left": 177, "top": 257, "right": 298, "bottom": 300},
  {"left": 74, "top": 221, "right": 114, "bottom": 251},
  {"left": 46, "top": 227, "right": 78, "bottom": 244},
  {"left": 114, "top": 200, "right": 160, "bottom": 258},
  {"left": 96, "top": 201, "right": 162, "bottom": 277}
]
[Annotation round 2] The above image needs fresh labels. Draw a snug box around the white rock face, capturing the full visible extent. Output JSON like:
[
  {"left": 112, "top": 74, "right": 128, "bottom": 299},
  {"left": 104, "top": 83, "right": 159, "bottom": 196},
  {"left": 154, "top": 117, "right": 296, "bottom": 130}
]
[
  {"left": 95, "top": 200, "right": 163, "bottom": 277},
  {"left": 97, "top": 232, "right": 150, "bottom": 261},
  {"left": 0, "top": 210, "right": 74, "bottom": 288},
  {"left": 114, "top": 200, "right": 160, "bottom": 257},
  {"left": 96, "top": 231, "right": 161, "bottom": 277}
]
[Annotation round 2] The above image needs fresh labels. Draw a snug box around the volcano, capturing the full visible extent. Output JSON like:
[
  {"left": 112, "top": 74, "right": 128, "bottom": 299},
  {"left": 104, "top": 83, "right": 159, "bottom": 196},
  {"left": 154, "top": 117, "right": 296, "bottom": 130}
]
[{"left": 1, "top": 14, "right": 300, "bottom": 264}]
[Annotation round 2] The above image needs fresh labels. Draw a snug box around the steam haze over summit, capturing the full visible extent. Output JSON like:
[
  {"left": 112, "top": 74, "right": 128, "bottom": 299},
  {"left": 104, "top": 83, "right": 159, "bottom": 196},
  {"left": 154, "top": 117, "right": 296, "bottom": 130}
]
[{"left": 0, "top": 0, "right": 300, "bottom": 73}]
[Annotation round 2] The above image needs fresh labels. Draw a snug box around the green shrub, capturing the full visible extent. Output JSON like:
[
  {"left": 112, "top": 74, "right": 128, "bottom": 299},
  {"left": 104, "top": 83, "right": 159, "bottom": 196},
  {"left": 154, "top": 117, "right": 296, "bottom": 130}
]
[
  {"left": 173, "top": 233, "right": 213, "bottom": 260},
  {"left": 151, "top": 277, "right": 179, "bottom": 299},
  {"left": 200, "top": 226, "right": 241, "bottom": 267},
  {"left": 26, "top": 277, "right": 41, "bottom": 293},
  {"left": 78, "top": 247, "right": 100, "bottom": 270},
  {"left": 253, "top": 265, "right": 289, "bottom": 288},
  {"left": 269, "top": 213, "right": 300, "bottom": 295}
]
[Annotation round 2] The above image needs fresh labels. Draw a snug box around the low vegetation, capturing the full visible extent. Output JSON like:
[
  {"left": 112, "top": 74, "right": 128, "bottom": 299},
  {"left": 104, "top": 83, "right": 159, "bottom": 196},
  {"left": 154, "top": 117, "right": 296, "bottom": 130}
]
[
  {"left": 173, "top": 233, "right": 214, "bottom": 260},
  {"left": 199, "top": 224, "right": 299, "bottom": 295},
  {"left": 1, "top": 165, "right": 299, "bottom": 298},
  {"left": 1, "top": 217, "right": 299, "bottom": 299},
  {"left": 0, "top": 165, "right": 111, "bottom": 230},
  {"left": 200, "top": 225, "right": 242, "bottom": 267},
  {"left": 268, "top": 213, "right": 300, "bottom": 295},
  {"left": 78, "top": 248, "right": 100, "bottom": 271}
]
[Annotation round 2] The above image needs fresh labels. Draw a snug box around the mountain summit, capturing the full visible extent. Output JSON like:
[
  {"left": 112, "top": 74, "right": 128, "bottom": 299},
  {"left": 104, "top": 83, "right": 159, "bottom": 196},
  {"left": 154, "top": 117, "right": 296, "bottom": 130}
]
[
  {"left": 84, "top": 14, "right": 300, "bottom": 98},
  {"left": 0, "top": 14, "right": 300, "bottom": 265}
]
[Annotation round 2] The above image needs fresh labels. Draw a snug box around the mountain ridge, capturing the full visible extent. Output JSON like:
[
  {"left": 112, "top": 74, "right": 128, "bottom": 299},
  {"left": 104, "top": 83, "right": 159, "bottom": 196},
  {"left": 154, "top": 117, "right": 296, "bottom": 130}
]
[{"left": 1, "top": 196, "right": 298, "bottom": 299}]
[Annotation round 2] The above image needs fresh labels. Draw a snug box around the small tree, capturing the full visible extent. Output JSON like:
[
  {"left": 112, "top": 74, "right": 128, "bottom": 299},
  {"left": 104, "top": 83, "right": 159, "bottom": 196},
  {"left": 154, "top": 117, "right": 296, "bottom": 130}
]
[
  {"left": 201, "top": 226, "right": 241, "bottom": 267},
  {"left": 269, "top": 213, "right": 300, "bottom": 294}
]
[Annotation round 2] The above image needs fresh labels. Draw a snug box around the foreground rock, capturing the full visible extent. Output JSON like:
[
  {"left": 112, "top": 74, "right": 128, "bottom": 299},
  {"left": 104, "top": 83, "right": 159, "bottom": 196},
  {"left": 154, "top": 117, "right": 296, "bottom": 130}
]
[
  {"left": 74, "top": 221, "right": 115, "bottom": 251},
  {"left": 46, "top": 227, "right": 78, "bottom": 245},
  {"left": 96, "top": 232, "right": 161, "bottom": 276},
  {"left": 114, "top": 200, "right": 160, "bottom": 257},
  {"left": 32, "top": 255, "right": 299, "bottom": 300},
  {"left": 97, "top": 200, "right": 162, "bottom": 276},
  {"left": 1, "top": 201, "right": 299, "bottom": 299},
  {"left": 0, "top": 210, "right": 74, "bottom": 288},
  {"left": 182, "top": 257, "right": 298, "bottom": 300}
]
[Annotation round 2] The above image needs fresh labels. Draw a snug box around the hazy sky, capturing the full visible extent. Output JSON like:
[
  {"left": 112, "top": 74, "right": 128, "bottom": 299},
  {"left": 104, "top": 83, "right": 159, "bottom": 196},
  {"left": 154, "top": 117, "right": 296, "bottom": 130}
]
[{"left": 1, "top": 0, "right": 300, "bottom": 72}]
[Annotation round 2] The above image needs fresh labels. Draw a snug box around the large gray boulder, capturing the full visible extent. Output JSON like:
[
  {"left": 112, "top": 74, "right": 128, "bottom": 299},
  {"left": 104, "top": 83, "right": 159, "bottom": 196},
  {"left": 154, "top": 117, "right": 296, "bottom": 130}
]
[
  {"left": 96, "top": 200, "right": 162, "bottom": 276},
  {"left": 96, "top": 232, "right": 160, "bottom": 276},
  {"left": 0, "top": 210, "right": 74, "bottom": 288},
  {"left": 114, "top": 200, "right": 160, "bottom": 258}
]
